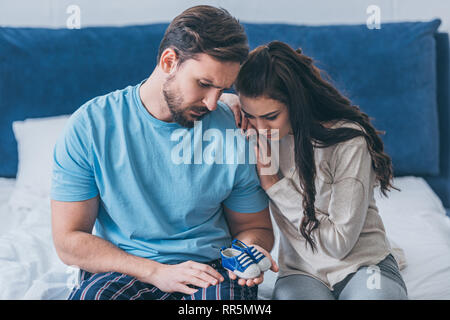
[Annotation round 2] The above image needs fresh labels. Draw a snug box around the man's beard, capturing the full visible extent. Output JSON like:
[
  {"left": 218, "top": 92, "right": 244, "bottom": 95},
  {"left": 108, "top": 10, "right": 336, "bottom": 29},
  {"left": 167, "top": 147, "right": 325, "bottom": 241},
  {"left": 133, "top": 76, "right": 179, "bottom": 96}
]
[{"left": 162, "top": 75, "right": 210, "bottom": 128}]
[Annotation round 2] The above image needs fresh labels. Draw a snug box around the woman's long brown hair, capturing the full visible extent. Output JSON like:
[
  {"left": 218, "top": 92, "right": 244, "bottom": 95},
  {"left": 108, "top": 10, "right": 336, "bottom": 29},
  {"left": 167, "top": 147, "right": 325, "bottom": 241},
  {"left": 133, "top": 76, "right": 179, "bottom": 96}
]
[{"left": 234, "top": 41, "right": 398, "bottom": 252}]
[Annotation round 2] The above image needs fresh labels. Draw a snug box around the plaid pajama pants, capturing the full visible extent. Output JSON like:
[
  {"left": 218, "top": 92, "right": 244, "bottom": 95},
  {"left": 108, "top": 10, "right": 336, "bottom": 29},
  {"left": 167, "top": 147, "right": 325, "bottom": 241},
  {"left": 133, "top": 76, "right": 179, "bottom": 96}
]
[{"left": 68, "top": 259, "right": 258, "bottom": 300}]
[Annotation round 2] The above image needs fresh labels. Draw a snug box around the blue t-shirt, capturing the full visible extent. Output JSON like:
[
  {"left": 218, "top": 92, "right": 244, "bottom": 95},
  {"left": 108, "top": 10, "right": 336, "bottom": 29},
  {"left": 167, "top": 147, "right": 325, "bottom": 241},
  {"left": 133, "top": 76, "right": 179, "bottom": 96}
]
[{"left": 51, "top": 80, "right": 268, "bottom": 264}]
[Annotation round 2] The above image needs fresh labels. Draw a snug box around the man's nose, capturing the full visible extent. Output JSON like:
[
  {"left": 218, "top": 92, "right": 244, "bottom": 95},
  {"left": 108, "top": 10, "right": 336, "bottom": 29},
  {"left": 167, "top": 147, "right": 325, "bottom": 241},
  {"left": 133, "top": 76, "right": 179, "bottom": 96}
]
[{"left": 202, "top": 89, "right": 222, "bottom": 111}]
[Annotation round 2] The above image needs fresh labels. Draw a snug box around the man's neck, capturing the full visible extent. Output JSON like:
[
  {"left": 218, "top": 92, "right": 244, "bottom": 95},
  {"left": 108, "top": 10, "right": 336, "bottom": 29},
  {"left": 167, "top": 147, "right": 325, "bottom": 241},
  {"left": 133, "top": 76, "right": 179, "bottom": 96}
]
[{"left": 139, "top": 71, "right": 173, "bottom": 122}]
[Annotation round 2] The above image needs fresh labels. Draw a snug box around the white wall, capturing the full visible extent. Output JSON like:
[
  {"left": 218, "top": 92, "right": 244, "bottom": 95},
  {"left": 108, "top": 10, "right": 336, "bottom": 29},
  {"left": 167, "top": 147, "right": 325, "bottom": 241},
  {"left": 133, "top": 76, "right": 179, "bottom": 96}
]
[{"left": 0, "top": 0, "right": 449, "bottom": 34}]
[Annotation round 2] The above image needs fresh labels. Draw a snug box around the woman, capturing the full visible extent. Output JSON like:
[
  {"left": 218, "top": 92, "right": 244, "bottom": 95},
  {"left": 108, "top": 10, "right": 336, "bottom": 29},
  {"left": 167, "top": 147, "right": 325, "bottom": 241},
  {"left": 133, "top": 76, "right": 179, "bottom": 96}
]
[{"left": 220, "top": 41, "right": 408, "bottom": 300}]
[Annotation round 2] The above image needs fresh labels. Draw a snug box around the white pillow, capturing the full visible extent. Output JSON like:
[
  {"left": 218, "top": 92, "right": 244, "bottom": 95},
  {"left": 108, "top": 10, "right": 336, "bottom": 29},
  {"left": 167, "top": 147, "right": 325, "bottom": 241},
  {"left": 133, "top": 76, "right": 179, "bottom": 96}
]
[{"left": 9, "top": 115, "right": 71, "bottom": 209}]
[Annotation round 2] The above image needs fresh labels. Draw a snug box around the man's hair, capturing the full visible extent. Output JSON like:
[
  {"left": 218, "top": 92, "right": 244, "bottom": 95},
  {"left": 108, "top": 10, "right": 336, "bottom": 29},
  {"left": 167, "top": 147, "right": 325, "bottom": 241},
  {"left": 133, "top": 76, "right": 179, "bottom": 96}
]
[{"left": 157, "top": 5, "right": 249, "bottom": 66}]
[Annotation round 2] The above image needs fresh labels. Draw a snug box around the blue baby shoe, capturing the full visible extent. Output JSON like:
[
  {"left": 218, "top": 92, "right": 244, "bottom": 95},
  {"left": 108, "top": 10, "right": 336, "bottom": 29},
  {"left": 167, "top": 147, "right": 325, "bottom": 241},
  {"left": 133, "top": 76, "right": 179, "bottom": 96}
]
[
  {"left": 231, "top": 239, "right": 271, "bottom": 272},
  {"left": 220, "top": 247, "right": 261, "bottom": 279}
]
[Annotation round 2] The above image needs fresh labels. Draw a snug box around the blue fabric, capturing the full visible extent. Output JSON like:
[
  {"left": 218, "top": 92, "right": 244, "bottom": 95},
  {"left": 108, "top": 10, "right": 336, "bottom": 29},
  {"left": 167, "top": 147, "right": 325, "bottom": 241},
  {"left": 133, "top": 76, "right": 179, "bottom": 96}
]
[
  {"left": 243, "top": 19, "right": 442, "bottom": 177},
  {"left": 50, "top": 81, "right": 268, "bottom": 264},
  {"left": 425, "top": 33, "right": 450, "bottom": 208},
  {"left": 0, "top": 24, "right": 168, "bottom": 178}
]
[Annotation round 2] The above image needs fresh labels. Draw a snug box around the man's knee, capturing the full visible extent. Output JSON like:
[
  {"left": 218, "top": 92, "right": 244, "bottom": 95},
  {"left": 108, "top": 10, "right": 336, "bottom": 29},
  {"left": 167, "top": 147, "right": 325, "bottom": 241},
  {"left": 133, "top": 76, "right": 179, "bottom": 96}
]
[{"left": 69, "top": 272, "right": 135, "bottom": 300}]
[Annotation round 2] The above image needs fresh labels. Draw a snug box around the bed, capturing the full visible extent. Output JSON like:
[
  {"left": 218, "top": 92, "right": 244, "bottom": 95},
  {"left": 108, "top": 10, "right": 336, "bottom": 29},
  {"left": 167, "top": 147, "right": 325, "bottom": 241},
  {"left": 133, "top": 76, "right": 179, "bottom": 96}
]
[{"left": 1, "top": 19, "right": 449, "bottom": 299}]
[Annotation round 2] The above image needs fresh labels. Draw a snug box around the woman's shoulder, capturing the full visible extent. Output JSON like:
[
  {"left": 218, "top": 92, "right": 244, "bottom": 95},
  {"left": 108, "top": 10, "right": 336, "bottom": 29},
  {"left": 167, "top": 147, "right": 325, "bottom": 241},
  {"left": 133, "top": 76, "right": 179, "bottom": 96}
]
[
  {"left": 315, "top": 120, "right": 367, "bottom": 149},
  {"left": 328, "top": 119, "right": 365, "bottom": 133},
  {"left": 316, "top": 120, "right": 370, "bottom": 164}
]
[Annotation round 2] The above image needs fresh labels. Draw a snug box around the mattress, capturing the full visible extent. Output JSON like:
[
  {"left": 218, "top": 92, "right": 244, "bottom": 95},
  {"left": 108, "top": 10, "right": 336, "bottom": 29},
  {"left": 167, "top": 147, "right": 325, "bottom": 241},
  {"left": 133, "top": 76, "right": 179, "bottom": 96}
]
[{"left": 0, "top": 176, "right": 449, "bottom": 300}]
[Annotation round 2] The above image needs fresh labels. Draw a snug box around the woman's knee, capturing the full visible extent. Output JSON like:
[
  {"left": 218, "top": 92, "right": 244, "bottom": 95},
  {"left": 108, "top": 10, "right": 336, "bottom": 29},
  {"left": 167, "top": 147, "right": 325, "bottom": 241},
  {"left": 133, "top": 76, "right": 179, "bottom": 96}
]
[
  {"left": 340, "top": 283, "right": 408, "bottom": 300},
  {"left": 338, "top": 265, "right": 408, "bottom": 300},
  {"left": 272, "top": 275, "right": 335, "bottom": 300}
]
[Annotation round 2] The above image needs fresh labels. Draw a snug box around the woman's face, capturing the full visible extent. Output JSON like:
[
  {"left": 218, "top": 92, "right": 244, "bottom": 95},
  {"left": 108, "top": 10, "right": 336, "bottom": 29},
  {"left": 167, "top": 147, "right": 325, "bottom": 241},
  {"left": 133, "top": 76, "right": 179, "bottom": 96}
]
[{"left": 239, "top": 95, "right": 292, "bottom": 140}]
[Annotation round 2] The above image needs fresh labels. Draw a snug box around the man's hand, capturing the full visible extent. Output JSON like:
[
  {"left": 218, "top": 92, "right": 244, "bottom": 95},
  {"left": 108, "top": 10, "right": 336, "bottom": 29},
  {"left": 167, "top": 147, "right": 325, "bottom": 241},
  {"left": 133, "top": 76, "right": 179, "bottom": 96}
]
[
  {"left": 226, "top": 244, "right": 279, "bottom": 287},
  {"left": 139, "top": 260, "right": 225, "bottom": 295}
]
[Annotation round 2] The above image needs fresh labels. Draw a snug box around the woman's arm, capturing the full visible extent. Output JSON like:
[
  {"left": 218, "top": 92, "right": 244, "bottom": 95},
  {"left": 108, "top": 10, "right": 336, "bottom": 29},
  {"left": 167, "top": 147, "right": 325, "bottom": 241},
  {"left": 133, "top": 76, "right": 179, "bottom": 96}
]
[{"left": 219, "top": 92, "right": 250, "bottom": 131}]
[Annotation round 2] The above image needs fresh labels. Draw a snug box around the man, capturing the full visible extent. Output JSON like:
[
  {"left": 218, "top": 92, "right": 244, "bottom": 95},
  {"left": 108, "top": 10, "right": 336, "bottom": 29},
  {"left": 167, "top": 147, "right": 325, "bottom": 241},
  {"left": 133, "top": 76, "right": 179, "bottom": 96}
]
[{"left": 51, "top": 5, "right": 277, "bottom": 300}]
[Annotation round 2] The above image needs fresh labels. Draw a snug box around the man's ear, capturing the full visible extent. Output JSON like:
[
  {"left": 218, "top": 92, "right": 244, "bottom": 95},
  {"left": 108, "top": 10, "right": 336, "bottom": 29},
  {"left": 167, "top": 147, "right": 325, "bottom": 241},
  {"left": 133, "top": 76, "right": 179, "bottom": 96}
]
[{"left": 159, "top": 48, "right": 179, "bottom": 74}]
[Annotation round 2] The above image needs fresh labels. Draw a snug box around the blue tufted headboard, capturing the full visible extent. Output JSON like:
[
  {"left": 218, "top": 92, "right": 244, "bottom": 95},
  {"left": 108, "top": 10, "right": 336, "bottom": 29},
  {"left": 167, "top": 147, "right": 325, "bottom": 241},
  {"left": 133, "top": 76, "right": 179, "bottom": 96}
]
[{"left": 0, "top": 20, "right": 449, "bottom": 210}]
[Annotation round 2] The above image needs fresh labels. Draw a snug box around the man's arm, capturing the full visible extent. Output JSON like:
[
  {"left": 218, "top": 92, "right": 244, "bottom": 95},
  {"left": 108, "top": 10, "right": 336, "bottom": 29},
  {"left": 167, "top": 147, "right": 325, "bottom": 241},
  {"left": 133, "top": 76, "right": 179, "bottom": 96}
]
[
  {"left": 51, "top": 196, "right": 153, "bottom": 277},
  {"left": 224, "top": 205, "right": 279, "bottom": 287},
  {"left": 51, "top": 197, "right": 224, "bottom": 295}
]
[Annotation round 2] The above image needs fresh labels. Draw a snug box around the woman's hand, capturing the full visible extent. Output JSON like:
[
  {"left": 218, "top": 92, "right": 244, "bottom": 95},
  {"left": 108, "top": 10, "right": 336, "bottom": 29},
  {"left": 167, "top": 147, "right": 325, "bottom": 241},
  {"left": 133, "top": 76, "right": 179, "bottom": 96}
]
[
  {"left": 219, "top": 93, "right": 249, "bottom": 131},
  {"left": 254, "top": 134, "right": 284, "bottom": 191}
]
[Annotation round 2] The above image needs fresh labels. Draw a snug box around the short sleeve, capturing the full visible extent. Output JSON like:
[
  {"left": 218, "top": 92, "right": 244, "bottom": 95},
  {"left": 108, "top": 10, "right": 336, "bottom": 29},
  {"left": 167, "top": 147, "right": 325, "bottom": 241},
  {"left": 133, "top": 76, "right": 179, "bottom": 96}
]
[
  {"left": 50, "top": 108, "right": 99, "bottom": 202},
  {"left": 223, "top": 163, "right": 269, "bottom": 213}
]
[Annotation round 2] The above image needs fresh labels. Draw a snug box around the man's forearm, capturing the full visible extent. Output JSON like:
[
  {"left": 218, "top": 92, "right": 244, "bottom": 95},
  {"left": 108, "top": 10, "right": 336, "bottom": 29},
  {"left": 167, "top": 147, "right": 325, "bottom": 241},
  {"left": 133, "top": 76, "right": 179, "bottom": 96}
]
[
  {"left": 234, "top": 227, "right": 274, "bottom": 252},
  {"left": 56, "top": 231, "right": 159, "bottom": 280}
]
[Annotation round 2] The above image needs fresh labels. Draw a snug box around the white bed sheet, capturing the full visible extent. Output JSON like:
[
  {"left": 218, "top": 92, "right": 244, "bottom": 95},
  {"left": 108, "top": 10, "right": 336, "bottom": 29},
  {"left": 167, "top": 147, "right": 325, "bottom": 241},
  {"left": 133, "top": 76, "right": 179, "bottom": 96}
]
[
  {"left": 0, "top": 176, "right": 449, "bottom": 300},
  {"left": 0, "top": 178, "right": 70, "bottom": 300},
  {"left": 0, "top": 178, "right": 16, "bottom": 235}
]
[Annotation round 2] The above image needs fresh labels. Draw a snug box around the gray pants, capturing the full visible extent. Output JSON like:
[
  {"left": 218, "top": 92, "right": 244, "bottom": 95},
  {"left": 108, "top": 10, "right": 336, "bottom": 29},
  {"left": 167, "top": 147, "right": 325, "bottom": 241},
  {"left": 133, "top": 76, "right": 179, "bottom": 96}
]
[{"left": 273, "top": 254, "right": 408, "bottom": 300}]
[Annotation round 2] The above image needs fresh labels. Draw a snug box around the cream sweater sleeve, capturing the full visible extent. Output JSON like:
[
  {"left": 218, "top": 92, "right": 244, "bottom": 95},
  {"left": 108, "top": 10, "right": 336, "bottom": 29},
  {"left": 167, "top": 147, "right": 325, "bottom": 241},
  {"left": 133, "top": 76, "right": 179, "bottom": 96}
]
[{"left": 266, "top": 136, "right": 373, "bottom": 260}]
